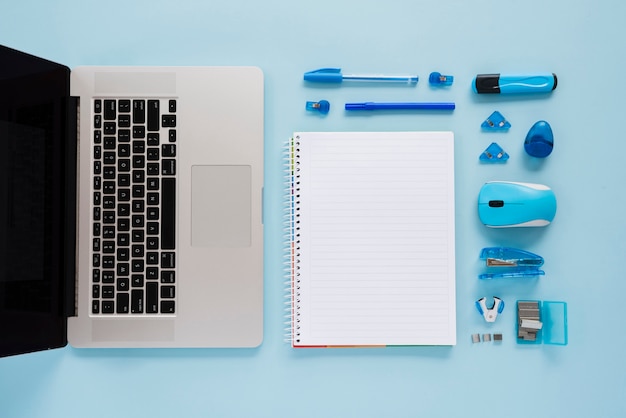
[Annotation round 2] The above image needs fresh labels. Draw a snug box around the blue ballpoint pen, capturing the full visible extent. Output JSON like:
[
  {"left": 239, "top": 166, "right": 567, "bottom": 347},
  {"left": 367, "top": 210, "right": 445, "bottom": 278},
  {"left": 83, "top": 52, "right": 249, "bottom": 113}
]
[
  {"left": 304, "top": 68, "right": 418, "bottom": 85},
  {"left": 345, "top": 102, "right": 455, "bottom": 111}
]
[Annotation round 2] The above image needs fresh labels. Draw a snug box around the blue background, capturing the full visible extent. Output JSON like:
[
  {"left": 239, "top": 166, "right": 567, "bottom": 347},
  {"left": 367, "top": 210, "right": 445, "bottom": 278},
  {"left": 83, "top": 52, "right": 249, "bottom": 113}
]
[{"left": 2, "top": 0, "right": 625, "bottom": 417}]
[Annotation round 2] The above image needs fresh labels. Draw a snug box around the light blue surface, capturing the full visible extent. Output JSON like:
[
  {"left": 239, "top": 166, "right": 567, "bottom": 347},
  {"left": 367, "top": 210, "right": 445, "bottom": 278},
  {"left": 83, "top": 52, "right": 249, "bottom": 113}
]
[{"left": 2, "top": 0, "right": 626, "bottom": 416}]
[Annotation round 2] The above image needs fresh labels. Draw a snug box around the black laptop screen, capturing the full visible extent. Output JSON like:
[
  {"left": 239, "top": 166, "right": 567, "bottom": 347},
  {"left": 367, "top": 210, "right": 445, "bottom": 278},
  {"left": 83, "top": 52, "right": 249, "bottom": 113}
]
[{"left": 0, "top": 46, "right": 75, "bottom": 357}]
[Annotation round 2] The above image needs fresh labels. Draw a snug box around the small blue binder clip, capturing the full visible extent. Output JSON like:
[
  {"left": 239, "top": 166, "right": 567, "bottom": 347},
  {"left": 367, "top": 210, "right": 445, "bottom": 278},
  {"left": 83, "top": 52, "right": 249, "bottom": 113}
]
[
  {"left": 478, "top": 247, "right": 545, "bottom": 279},
  {"left": 479, "top": 142, "right": 509, "bottom": 163},
  {"left": 482, "top": 111, "right": 511, "bottom": 130}
]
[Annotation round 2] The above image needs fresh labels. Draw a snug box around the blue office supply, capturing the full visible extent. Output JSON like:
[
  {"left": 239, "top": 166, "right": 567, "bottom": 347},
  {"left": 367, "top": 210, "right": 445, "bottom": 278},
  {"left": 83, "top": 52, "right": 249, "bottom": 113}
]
[
  {"left": 304, "top": 68, "right": 418, "bottom": 85},
  {"left": 344, "top": 102, "right": 455, "bottom": 111},
  {"left": 481, "top": 111, "right": 511, "bottom": 130},
  {"left": 479, "top": 143, "right": 509, "bottom": 163},
  {"left": 517, "top": 300, "right": 568, "bottom": 345},
  {"left": 478, "top": 247, "right": 545, "bottom": 279},
  {"left": 472, "top": 73, "right": 557, "bottom": 94},
  {"left": 306, "top": 100, "right": 330, "bottom": 114},
  {"left": 429, "top": 71, "right": 454, "bottom": 86},
  {"left": 525, "top": 120, "right": 554, "bottom": 157},
  {"left": 475, "top": 296, "right": 505, "bottom": 322},
  {"left": 478, "top": 181, "right": 557, "bottom": 227}
]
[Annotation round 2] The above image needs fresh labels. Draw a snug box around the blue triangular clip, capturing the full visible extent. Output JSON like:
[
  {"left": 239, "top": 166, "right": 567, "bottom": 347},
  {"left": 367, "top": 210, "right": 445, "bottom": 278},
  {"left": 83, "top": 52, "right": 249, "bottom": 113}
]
[
  {"left": 479, "top": 142, "right": 509, "bottom": 163},
  {"left": 481, "top": 111, "right": 511, "bottom": 130}
]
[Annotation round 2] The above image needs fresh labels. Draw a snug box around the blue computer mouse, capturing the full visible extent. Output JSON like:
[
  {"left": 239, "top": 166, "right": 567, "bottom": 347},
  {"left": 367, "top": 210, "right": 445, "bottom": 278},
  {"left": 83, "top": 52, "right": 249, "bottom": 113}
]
[{"left": 478, "top": 181, "right": 557, "bottom": 227}]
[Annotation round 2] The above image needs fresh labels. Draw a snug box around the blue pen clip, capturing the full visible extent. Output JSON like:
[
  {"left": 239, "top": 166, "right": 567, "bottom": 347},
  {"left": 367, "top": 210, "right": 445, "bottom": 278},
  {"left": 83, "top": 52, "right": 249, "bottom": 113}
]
[
  {"left": 304, "top": 68, "right": 344, "bottom": 83},
  {"left": 478, "top": 247, "right": 545, "bottom": 279}
]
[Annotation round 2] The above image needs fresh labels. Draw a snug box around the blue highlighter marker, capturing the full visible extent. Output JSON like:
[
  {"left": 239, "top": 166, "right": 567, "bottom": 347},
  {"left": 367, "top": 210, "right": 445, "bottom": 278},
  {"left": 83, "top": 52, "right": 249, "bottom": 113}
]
[{"left": 472, "top": 73, "right": 557, "bottom": 94}]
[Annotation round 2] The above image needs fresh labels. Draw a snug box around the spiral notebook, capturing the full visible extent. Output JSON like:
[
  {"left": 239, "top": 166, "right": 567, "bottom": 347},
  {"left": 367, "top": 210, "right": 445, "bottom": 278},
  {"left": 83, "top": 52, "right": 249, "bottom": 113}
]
[{"left": 285, "top": 131, "right": 456, "bottom": 347}]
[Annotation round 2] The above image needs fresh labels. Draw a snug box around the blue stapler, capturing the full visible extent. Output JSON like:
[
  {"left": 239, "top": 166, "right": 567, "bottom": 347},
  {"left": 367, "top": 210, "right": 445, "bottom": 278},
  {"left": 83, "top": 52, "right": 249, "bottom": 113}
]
[{"left": 478, "top": 247, "right": 545, "bottom": 279}]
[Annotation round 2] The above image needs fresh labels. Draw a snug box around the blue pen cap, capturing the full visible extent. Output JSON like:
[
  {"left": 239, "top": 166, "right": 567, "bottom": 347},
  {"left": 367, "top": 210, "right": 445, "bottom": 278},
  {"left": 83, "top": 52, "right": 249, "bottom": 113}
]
[{"left": 304, "top": 68, "right": 344, "bottom": 83}]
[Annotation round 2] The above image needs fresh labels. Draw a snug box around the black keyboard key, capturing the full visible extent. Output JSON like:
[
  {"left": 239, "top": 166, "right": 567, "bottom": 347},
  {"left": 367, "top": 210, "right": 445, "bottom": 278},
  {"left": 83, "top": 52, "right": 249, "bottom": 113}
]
[
  {"left": 133, "top": 126, "right": 146, "bottom": 138},
  {"left": 161, "top": 178, "right": 176, "bottom": 249},
  {"left": 116, "top": 293, "right": 130, "bottom": 314},
  {"left": 94, "top": 99, "right": 102, "bottom": 114},
  {"left": 161, "top": 301, "right": 175, "bottom": 314},
  {"left": 132, "top": 259, "right": 144, "bottom": 272},
  {"left": 131, "top": 289, "right": 144, "bottom": 313},
  {"left": 146, "top": 267, "right": 159, "bottom": 280},
  {"left": 119, "top": 100, "right": 131, "bottom": 113},
  {"left": 161, "top": 271, "right": 175, "bottom": 283},
  {"left": 117, "top": 203, "right": 130, "bottom": 217},
  {"left": 147, "top": 148, "right": 160, "bottom": 161},
  {"left": 102, "top": 285, "right": 115, "bottom": 299},
  {"left": 147, "top": 133, "right": 160, "bottom": 146},
  {"left": 161, "top": 286, "right": 175, "bottom": 299},
  {"left": 133, "top": 140, "right": 146, "bottom": 154},
  {"left": 146, "top": 282, "right": 158, "bottom": 313},
  {"left": 102, "top": 271, "right": 115, "bottom": 283},
  {"left": 168, "top": 129, "right": 176, "bottom": 142},
  {"left": 118, "top": 144, "right": 131, "bottom": 157},
  {"left": 147, "top": 207, "right": 159, "bottom": 220},
  {"left": 162, "top": 144, "right": 176, "bottom": 157},
  {"left": 117, "top": 248, "right": 130, "bottom": 262},
  {"left": 168, "top": 100, "right": 176, "bottom": 113},
  {"left": 104, "top": 136, "right": 116, "bottom": 149},
  {"left": 147, "top": 163, "right": 160, "bottom": 176},
  {"left": 146, "top": 252, "right": 159, "bottom": 265},
  {"left": 92, "top": 300, "right": 100, "bottom": 314},
  {"left": 117, "top": 263, "right": 129, "bottom": 276},
  {"left": 118, "top": 129, "right": 131, "bottom": 142},
  {"left": 147, "top": 100, "right": 160, "bottom": 131},
  {"left": 162, "top": 115, "right": 176, "bottom": 128},
  {"left": 102, "top": 301, "right": 114, "bottom": 314},
  {"left": 133, "top": 100, "right": 145, "bottom": 124},
  {"left": 132, "top": 275, "right": 144, "bottom": 287},
  {"left": 103, "top": 152, "right": 115, "bottom": 165},
  {"left": 104, "top": 100, "right": 116, "bottom": 120},
  {"left": 94, "top": 114, "right": 102, "bottom": 129},
  {"left": 92, "top": 284, "right": 100, "bottom": 298},
  {"left": 146, "top": 236, "right": 159, "bottom": 250},
  {"left": 102, "top": 256, "right": 115, "bottom": 269},
  {"left": 117, "top": 173, "right": 132, "bottom": 187},
  {"left": 162, "top": 159, "right": 176, "bottom": 176},
  {"left": 104, "top": 122, "right": 116, "bottom": 135},
  {"left": 94, "top": 160, "right": 102, "bottom": 175},
  {"left": 118, "top": 114, "right": 131, "bottom": 127},
  {"left": 117, "top": 277, "right": 130, "bottom": 291},
  {"left": 161, "top": 252, "right": 175, "bottom": 269},
  {"left": 103, "top": 195, "right": 116, "bottom": 209}
]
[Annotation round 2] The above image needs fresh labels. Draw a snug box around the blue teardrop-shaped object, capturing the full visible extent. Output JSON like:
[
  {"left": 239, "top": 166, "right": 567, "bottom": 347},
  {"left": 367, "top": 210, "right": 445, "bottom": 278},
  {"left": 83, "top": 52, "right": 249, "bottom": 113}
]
[{"left": 524, "top": 120, "right": 553, "bottom": 158}]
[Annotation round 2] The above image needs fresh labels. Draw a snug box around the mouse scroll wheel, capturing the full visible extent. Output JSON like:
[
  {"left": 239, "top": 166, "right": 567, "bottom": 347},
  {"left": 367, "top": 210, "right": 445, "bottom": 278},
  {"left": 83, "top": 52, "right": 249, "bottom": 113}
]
[{"left": 488, "top": 200, "right": 505, "bottom": 208}]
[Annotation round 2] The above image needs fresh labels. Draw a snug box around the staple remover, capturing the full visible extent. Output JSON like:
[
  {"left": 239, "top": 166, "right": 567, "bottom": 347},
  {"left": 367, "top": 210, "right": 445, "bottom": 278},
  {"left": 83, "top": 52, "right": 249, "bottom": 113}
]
[{"left": 475, "top": 296, "right": 505, "bottom": 322}]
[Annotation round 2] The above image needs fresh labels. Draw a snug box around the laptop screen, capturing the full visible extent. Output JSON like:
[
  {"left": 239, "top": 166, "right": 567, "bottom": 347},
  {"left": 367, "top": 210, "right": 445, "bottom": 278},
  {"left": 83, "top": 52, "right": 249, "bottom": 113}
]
[{"left": 0, "top": 45, "right": 76, "bottom": 357}]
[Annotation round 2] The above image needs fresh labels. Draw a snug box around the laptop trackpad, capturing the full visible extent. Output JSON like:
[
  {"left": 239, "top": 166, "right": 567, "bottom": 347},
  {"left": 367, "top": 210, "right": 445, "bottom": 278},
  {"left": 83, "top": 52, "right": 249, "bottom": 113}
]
[{"left": 191, "top": 165, "right": 251, "bottom": 247}]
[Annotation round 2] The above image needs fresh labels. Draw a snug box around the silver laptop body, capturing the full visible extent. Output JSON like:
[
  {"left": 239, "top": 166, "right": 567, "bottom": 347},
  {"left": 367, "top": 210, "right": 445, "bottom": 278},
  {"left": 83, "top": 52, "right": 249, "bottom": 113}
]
[{"left": 67, "top": 66, "right": 264, "bottom": 348}]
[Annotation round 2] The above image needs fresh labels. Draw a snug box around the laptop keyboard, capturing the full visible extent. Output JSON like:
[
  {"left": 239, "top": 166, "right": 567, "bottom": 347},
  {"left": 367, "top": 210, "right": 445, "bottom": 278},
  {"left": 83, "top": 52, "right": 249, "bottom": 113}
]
[{"left": 91, "top": 98, "right": 177, "bottom": 315}]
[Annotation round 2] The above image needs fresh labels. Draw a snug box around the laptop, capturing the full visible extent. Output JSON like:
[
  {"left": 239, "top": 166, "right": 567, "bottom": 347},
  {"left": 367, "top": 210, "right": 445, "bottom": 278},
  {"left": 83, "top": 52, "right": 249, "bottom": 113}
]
[{"left": 0, "top": 45, "right": 264, "bottom": 357}]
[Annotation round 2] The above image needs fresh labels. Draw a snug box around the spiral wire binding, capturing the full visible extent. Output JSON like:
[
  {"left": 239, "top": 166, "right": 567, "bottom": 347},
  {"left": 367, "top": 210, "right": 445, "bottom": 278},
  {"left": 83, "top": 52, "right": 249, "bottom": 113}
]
[{"left": 283, "top": 137, "right": 302, "bottom": 344}]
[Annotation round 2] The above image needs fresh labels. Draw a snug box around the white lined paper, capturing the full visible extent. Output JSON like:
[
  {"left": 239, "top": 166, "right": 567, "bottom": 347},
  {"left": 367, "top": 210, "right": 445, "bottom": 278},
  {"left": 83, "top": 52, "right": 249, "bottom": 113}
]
[{"left": 292, "top": 132, "right": 456, "bottom": 346}]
